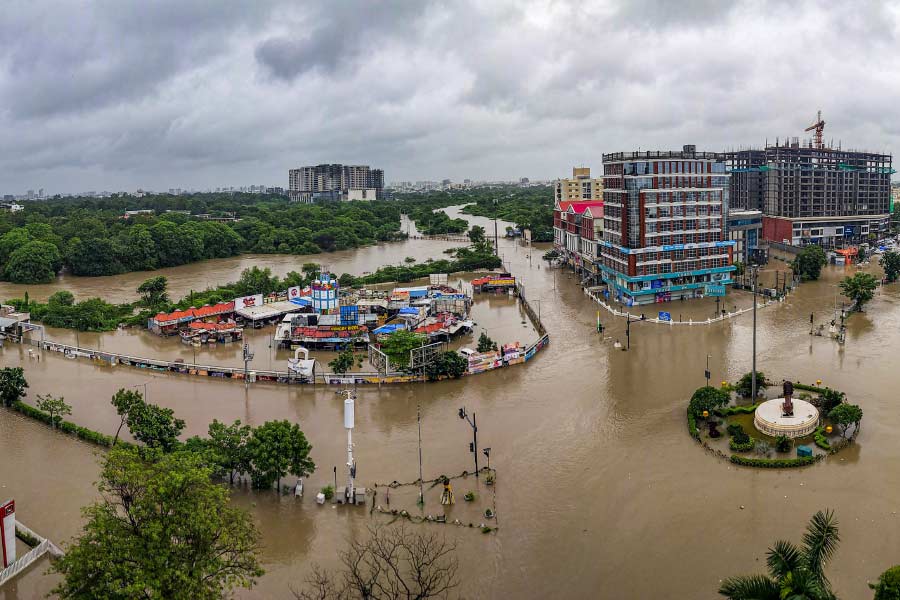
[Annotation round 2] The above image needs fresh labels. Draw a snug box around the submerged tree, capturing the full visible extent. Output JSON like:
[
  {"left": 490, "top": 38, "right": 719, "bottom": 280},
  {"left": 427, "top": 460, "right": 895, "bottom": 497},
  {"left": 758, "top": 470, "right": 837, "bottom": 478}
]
[
  {"left": 52, "top": 447, "right": 264, "bottom": 599},
  {"left": 792, "top": 245, "right": 828, "bottom": 281},
  {"left": 719, "top": 509, "right": 840, "bottom": 600},
  {"left": 295, "top": 525, "right": 459, "bottom": 600},
  {"left": 247, "top": 420, "right": 315, "bottom": 490},
  {"left": 136, "top": 275, "right": 170, "bottom": 307},
  {"left": 839, "top": 272, "right": 878, "bottom": 311},
  {"left": 880, "top": 251, "right": 900, "bottom": 284}
]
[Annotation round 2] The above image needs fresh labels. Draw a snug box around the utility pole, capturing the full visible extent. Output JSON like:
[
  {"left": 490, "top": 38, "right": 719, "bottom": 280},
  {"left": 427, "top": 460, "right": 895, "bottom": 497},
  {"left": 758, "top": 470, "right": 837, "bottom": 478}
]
[
  {"left": 705, "top": 354, "right": 711, "bottom": 386},
  {"left": 243, "top": 343, "right": 255, "bottom": 388},
  {"left": 751, "top": 265, "right": 758, "bottom": 401},
  {"left": 493, "top": 199, "right": 499, "bottom": 256},
  {"left": 458, "top": 407, "right": 479, "bottom": 477}
]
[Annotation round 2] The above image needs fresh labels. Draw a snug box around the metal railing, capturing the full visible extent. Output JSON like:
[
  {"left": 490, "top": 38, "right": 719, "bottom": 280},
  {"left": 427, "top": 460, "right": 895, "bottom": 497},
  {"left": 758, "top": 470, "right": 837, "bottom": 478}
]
[
  {"left": 0, "top": 522, "right": 63, "bottom": 587},
  {"left": 584, "top": 287, "right": 780, "bottom": 325}
]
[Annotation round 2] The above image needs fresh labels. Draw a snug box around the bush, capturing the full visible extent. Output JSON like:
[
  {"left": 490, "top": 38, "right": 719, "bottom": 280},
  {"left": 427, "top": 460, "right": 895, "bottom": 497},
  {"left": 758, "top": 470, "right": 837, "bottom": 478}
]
[
  {"left": 726, "top": 423, "right": 745, "bottom": 437},
  {"left": 813, "top": 427, "right": 831, "bottom": 451},
  {"left": 12, "top": 401, "right": 116, "bottom": 447},
  {"left": 729, "top": 437, "right": 755, "bottom": 452},
  {"left": 715, "top": 402, "right": 762, "bottom": 417},
  {"left": 687, "top": 410, "right": 700, "bottom": 440},
  {"left": 730, "top": 455, "right": 818, "bottom": 468},
  {"left": 15, "top": 527, "right": 40, "bottom": 548},
  {"left": 754, "top": 439, "right": 772, "bottom": 457},
  {"left": 775, "top": 435, "right": 793, "bottom": 453},
  {"left": 321, "top": 485, "right": 335, "bottom": 500}
]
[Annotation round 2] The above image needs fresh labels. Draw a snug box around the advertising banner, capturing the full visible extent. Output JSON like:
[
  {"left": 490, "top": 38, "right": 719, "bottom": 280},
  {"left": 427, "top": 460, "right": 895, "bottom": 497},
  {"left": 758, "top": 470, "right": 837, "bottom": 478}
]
[
  {"left": 1, "top": 498, "right": 14, "bottom": 568},
  {"left": 288, "top": 286, "right": 303, "bottom": 299},
  {"left": 234, "top": 294, "right": 264, "bottom": 310},
  {"left": 706, "top": 284, "right": 726, "bottom": 297},
  {"left": 658, "top": 311, "right": 672, "bottom": 322}
]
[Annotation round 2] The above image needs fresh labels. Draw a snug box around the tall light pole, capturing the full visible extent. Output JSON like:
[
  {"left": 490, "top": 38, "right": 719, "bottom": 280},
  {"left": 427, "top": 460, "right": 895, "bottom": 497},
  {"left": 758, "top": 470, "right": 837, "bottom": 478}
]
[
  {"left": 458, "top": 407, "right": 479, "bottom": 477},
  {"left": 751, "top": 265, "right": 758, "bottom": 401},
  {"left": 705, "top": 355, "right": 711, "bottom": 386},
  {"left": 493, "top": 199, "right": 499, "bottom": 256},
  {"left": 129, "top": 382, "right": 149, "bottom": 402}
]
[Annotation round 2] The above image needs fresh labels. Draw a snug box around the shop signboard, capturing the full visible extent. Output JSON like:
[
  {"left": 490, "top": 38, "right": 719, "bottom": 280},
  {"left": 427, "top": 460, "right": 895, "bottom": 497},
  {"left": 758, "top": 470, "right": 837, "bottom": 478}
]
[
  {"left": 234, "top": 294, "right": 264, "bottom": 310},
  {"left": 487, "top": 278, "right": 516, "bottom": 286},
  {"left": 706, "top": 284, "right": 726, "bottom": 297},
  {"left": 658, "top": 311, "right": 671, "bottom": 322}
]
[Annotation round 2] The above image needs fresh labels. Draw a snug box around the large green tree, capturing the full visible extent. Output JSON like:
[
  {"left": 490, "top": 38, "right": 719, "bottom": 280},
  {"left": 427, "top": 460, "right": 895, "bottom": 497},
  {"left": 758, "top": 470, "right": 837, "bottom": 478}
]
[
  {"left": 123, "top": 398, "right": 185, "bottom": 452},
  {"left": 207, "top": 419, "right": 253, "bottom": 485},
  {"left": 735, "top": 371, "right": 767, "bottom": 398},
  {"left": 828, "top": 403, "right": 863, "bottom": 438},
  {"left": 248, "top": 420, "right": 315, "bottom": 490},
  {"left": 137, "top": 276, "right": 170, "bottom": 307},
  {"left": 793, "top": 245, "right": 828, "bottom": 281},
  {"left": 52, "top": 447, "right": 264, "bottom": 599},
  {"left": 880, "top": 251, "right": 900, "bottom": 284},
  {"left": 0, "top": 367, "right": 28, "bottom": 407},
  {"left": 3, "top": 239, "right": 62, "bottom": 283},
  {"left": 688, "top": 386, "right": 730, "bottom": 418},
  {"left": 839, "top": 272, "right": 878, "bottom": 311},
  {"left": 719, "top": 509, "right": 840, "bottom": 600},
  {"left": 425, "top": 351, "right": 468, "bottom": 381}
]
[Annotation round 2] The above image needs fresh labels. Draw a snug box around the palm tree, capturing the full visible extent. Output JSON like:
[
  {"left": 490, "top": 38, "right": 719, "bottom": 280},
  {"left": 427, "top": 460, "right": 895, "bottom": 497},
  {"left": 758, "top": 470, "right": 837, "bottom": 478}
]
[{"left": 719, "top": 510, "right": 840, "bottom": 600}]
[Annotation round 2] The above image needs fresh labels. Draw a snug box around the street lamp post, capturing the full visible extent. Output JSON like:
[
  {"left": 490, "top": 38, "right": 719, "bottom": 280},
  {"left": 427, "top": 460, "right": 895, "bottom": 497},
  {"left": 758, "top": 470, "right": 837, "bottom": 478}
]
[
  {"left": 751, "top": 265, "right": 758, "bottom": 401},
  {"left": 705, "top": 355, "right": 711, "bottom": 386},
  {"left": 482, "top": 447, "right": 491, "bottom": 471},
  {"left": 458, "top": 407, "right": 479, "bottom": 477}
]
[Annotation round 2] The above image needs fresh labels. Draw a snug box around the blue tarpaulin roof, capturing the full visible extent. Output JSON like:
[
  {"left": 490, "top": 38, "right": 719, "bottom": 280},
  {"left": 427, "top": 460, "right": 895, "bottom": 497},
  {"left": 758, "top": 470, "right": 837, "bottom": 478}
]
[
  {"left": 290, "top": 297, "right": 312, "bottom": 306},
  {"left": 398, "top": 307, "right": 419, "bottom": 315},
  {"left": 373, "top": 324, "right": 406, "bottom": 334}
]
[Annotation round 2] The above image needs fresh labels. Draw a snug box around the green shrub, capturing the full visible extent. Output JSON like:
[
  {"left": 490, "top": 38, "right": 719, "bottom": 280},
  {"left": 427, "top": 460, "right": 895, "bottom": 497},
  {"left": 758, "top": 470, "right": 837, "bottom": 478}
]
[
  {"left": 321, "top": 485, "right": 334, "bottom": 500},
  {"left": 729, "top": 437, "right": 755, "bottom": 452},
  {"left": 688, "top": 386, "right": 730, "bottom": 418},
  {"left": 775, "top": 434, "right": 793, "bottom": 453},
  {"left": 714, "top": 402, "right": 761, "bottom": 417},
  {"left": 11, "top": 401, "right": 116, "bottom": 447},
  {"left": 813, "top": 427, "right": 831, "bottom": 451},
  {"left": 726, "top": 423, "right": 744, "bottom": 437},
  {"left": 730, "top": 455, "right": 818, "bottom": 468},
  {"left": 870, "top": 565, "right": 900, "bottom": 600},
  {"left": 687, "top": 410, "right": 700, "bottom": 440}
]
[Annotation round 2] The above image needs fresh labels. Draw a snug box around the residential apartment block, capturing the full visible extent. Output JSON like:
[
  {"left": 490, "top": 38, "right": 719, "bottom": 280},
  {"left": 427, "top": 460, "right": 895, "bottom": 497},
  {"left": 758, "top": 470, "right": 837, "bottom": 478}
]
[
  {"left": 553, "top": 200, "right": 604, "bottom": 283},
  {"left": 554, "top": 167, "right": 603, "bottom": 203},
  {"left": 288, "top": 164, "right": 385, "bottom": 202}
]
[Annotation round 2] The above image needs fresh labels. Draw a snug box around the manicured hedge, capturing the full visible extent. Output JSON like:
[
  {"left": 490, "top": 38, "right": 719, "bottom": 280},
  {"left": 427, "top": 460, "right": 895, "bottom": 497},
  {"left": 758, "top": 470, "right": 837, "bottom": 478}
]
[
  {"left": 730, "top": 455, "right": 819, "bottom": 468},
  {"left": 729, "top": 438, "right": 756, "bottom": 452},
  {"left": 715, "top": 402, "right": 762, "bottom": 417},
  {"left": 687, "top": 410, "right": 700, "bottom": 440},
  {"left": 792, "top": 382, "right": 828, "bottom": 394},
  {"left": 813, "top": 427, "right": 831, "bottom": 451},
  {"left": 11, "top": 400, "right": 122, "bottom": 448}
]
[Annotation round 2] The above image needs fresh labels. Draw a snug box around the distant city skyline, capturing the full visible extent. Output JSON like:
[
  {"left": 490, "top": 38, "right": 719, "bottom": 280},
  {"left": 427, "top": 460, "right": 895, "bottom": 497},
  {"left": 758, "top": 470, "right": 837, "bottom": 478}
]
[{"left": 2, "top": 2, "right": 899, "bottom": 193}]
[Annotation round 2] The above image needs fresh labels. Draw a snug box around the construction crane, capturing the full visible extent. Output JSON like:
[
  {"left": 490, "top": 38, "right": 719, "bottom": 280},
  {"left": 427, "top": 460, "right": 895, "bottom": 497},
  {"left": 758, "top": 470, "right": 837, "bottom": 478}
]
[{"left": 805, "top": 110, "right": 826, "bottom": 149}]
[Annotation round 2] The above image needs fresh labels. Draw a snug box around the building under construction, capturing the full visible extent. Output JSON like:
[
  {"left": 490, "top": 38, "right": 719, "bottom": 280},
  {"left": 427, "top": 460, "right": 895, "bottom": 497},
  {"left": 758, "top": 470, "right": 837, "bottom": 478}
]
[{"left": 727, "top": 112, "right": 894, "bottom": 248}]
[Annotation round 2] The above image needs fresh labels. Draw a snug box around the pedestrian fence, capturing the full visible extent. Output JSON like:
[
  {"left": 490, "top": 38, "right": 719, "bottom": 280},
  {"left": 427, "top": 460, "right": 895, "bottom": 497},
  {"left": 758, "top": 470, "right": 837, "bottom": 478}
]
[
  {"left": 0, "top": 522, "right": 63, "bottom": 587},
  {"left": 584, "top": 288, "right": 784, "bottom": 326}
]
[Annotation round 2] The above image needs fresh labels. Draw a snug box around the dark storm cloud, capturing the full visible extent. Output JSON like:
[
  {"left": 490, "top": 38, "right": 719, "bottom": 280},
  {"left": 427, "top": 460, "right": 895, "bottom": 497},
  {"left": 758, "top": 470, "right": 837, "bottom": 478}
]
[{"left": 1, "top": 0, "right": 899, "bottom": 194}]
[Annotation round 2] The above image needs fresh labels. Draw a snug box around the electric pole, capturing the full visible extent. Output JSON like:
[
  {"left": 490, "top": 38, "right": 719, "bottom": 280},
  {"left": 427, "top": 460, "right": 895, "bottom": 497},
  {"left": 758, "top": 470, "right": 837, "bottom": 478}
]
[{"left": 458, "top": 407, "right": 479, "bottom": 477}]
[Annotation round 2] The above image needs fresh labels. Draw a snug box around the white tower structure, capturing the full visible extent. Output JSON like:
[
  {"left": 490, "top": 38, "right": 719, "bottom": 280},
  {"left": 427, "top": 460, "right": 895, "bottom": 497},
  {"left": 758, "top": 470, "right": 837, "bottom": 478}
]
[{"left": 343, "top": 390, "right": 356, "bottom": 503}]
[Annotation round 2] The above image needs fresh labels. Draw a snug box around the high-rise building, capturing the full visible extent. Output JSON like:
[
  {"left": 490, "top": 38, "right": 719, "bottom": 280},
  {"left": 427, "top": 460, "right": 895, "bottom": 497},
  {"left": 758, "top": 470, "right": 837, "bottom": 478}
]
[
  {"left": 727, "top": 141, "right": 893, "bottom": 247},
  {"left": 554, "top": 167, "right": 603, "bottom": 203},
  {"left": 599, "top": 146, "right": 735, "bottom": 306},
  {"left": 288, "top": 164, "right": 385, "bottom": 202}
]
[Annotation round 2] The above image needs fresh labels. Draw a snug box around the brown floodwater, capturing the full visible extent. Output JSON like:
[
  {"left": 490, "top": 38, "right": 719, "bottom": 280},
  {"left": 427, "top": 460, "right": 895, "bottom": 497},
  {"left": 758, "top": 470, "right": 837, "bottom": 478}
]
[{"left": 3, "top": 209, "right": 900, "bottom": 599}]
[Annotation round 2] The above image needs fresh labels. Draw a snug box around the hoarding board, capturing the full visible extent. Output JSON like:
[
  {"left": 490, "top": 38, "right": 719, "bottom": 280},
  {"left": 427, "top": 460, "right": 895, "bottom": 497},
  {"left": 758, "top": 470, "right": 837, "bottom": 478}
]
[
  {"left": 658, "top": 311, "right": 671, "bottom": 322},
  {"left": 706, "top": 284, "right": 726, "bottom": 297},
  {"left": 234, "top": 294, "right": 264, "bottom": 310}
]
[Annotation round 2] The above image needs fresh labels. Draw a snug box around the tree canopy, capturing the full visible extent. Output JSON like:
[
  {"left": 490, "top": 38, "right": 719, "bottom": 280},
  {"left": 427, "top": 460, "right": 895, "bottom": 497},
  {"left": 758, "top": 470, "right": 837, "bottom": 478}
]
[
  {"left": 839, "top": 272, "right": 878, "bottom": 311},
  {"left": 247, "top": 420, "right": 316, "bottom": 490},
  {"left": 52, "top": 446, "right": 264, "bottom": 599},
  {"left": 880, "top": 251, "right": 900, "bottom": 284},
  {"left": 792, "top": 245, "right": 828, "bottom": 281},
  {"left": 380, "top": 330, "right": 427, "bottom": 370},
  {"left": 0, "top": 367, "right": 28, "bottom": 407}
]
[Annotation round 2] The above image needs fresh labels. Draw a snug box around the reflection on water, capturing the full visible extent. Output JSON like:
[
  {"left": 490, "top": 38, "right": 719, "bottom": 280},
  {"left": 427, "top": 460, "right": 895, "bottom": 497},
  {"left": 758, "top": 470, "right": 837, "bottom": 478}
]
[{"left": 2, "top": 214, "right": 900, "bottom": 598}]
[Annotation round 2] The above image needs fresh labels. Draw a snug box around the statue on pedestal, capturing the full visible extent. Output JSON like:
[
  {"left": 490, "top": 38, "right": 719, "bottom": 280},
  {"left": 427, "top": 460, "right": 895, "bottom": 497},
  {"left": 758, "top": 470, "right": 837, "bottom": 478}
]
[{"left": 782, "top": 380, "right": 794, "bottom": 417}]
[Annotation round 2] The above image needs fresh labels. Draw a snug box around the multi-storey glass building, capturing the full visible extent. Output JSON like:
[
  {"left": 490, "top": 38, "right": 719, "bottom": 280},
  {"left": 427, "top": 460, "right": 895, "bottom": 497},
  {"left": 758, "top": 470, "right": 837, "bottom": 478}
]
[{"left": 599, "top": 146, "right": 736, "bottom": 306}]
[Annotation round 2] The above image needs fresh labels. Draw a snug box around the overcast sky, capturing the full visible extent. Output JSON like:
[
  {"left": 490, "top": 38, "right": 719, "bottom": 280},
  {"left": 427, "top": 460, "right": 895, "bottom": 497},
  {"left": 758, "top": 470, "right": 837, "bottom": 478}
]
[{"left": 2, "top": 0, "right": 899, "bottom": 194}]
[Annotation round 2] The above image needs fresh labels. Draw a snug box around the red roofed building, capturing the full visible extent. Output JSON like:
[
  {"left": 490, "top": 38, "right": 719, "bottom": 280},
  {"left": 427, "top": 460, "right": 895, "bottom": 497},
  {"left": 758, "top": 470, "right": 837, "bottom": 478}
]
[{"left": 553, "top": 199, "right": 604, "bottom": 283}]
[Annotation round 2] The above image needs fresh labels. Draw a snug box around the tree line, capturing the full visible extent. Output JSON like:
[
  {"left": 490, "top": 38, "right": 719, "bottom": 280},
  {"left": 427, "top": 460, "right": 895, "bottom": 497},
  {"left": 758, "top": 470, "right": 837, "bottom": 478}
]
[{"left": 0, "top": 193, "right": 408, "bottom": 283}]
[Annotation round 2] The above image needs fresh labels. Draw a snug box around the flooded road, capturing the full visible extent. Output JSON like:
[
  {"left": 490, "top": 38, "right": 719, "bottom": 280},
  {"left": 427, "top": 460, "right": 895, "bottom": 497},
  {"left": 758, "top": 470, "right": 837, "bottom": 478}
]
[{"left": 3, "top": 209, "right": 900, "bottom": 599}]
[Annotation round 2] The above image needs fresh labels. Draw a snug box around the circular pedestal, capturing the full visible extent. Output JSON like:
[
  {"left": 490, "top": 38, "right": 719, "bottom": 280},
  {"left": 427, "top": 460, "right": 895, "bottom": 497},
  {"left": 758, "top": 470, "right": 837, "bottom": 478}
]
[{"left": 754, "top": 398, "right": 819, "bottom": 439}]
